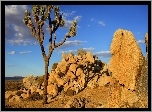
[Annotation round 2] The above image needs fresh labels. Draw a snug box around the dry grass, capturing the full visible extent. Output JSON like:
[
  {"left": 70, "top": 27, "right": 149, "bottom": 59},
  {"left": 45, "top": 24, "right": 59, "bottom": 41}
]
[{"left": 5, "top": 80, "right": 24, "bottom": 91}]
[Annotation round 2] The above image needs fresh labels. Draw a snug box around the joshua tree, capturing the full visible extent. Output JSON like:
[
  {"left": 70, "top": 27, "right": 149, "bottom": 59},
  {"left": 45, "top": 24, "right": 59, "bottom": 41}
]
[{"left": 23, "top": 5, "right": 77, "bottom": 104}]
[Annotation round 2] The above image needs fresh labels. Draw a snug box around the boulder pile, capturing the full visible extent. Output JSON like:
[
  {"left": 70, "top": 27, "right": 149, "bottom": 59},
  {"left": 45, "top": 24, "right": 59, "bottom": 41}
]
[{"left": 46, "top": 51, "right": 113, "bottom": 99}]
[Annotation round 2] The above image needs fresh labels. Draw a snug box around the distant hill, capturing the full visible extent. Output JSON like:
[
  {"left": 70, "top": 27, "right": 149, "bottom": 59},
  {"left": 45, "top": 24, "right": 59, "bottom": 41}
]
[{"left": 5, "top": 77, "right": 25, "bottom": 81}]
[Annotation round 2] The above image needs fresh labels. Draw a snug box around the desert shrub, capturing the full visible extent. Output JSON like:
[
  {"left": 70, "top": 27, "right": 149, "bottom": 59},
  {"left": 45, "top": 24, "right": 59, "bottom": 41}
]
[
  {"left": 26, "top": 92, "right": 43, "bottom": 101},
  {"left": 5, "top": 81, "right": 24, "bottom": 91},
  {"left": 94, "top": 60, "right": 103, "bottom": 67},
  {"left": 35, "top": 75, "right": 44, "bottom": 85},
  {"left": 78, "top": 64, "right": 84, "bottom": 70},
  {"left": 94, "top": 66, "right": 101, "bottom": 73},
  {"left": 77, "top": 49, "right": 87, "bottom": 57},
  {"left": 52, "top": 63, "right": 58, "bottom": 70},
  {"left": 93, "top": 55, "right": 98, "bottom": 60},
  {"left": 16, "top": 90, "right": 24, "bottom": 96}
]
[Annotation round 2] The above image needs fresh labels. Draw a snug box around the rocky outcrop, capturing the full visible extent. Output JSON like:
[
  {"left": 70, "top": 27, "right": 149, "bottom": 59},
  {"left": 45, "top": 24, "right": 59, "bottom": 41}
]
[
  {"left": 64, "top": 97, "right": 86, "bottom": 108},
  {"left": 135, "top": 33, "right": 148, "bottom": 108},
  {"left": 105, "top": 29, "right": 148, "bottom": 108},
  {"left": 47, "top": 83, "right": 58, "bottom": 98},
  {"left": 47, "top": 51, "right": 110, "bottom": 96},
  {"left": 23, "top": 75, "right": 39, "bottom": 89},
  {"left": 109, "top": 29, "right": 144, "bottom": 91}
]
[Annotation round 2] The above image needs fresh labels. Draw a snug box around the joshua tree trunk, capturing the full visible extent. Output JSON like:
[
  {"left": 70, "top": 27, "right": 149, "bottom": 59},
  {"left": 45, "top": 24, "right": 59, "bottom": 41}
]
[{"left": 43, "top": 59, "right": 49, "bottom": 104}]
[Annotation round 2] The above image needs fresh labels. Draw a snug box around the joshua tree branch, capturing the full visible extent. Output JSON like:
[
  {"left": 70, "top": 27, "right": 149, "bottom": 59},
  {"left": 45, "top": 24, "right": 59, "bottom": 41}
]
[
  {"left": 55, "top": 36, "right": 68, "bottom": 48},
  {"left": 54, "top": 34, "right": 56, "bottom": 47}
]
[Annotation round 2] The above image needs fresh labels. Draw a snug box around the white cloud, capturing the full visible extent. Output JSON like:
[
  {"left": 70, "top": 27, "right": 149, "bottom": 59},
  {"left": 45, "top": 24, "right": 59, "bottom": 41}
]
[
  {"left": 57, "top": 40, "right": 87, "bottom": 49},
  {"left": 19, "top": 51, "right": 27, "bottom": 54},
  {"left": 58, "top": 49, "right": 77, "bottom": 54},
  {"left": 5, "top": 5, "right": 48, "bottom": 46},
  {"left": 93, "top": 51, "right": 111, "bottom": 58},
  {"left": 91, "top": 18, "right": 105, "bottom": 27},
  {"left": 26, "top": 51, "right": 32, "bottom": 53},
  {"left": 63, "top": 15, "right": 82, "bottom": 29},
  {"left": 74, "top": 16, "right": 82, "bottom": 21},
  {"left": 5, "top": 5, "right": 27, "bottom": 16},
  {"left": 82, "top": 47, "right": 95, "bottom": 51},
  {"left": 63, "top": 19, "right": 73, "bottom": 28},
  {"left": 5, "top": 5, "right": 82, "bottom": 46},
  {"left": 137, "top": 40, "right": 145, "bottom": 44},
  {"left": 6, "top": 38, "right": 38, "bottom": 46},
  {"left": 58, "top": 47, "right": 94, "bottom": 54},
  {"left": 7, "top": 51, "right": 15, "bottom": 55},
  {"left": 61, "top": 11, "right": 76, "bottom": 17},
  {"left": 19, "top": 51, "right": 32, "bottom": 54},
  {"left": 98, "top": 21, "right": 105, "bottom": 27},
  {"left": 61, "top": 10, "right": 82, "bottom": 29},
  {"left": 8, "top": 65, "right": 17, "bottom": 67}
]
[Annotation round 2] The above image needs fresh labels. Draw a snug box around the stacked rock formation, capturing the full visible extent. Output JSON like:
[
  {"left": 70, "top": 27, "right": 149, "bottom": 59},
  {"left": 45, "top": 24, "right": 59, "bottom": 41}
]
[
  {"left": 107, "top": 29, "right": 147, "bottom": 108},
  {"left": 109, "top": 29, "right": 144, "bottom": 91}
]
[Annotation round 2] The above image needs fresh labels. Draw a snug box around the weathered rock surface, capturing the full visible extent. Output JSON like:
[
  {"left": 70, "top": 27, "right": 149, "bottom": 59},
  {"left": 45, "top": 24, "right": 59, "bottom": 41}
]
[
  {"left": 9, "top": 95, "right": 22, "bottom": 102},
  {"left": 47, "top": 83, "right": 58, "bottom": 98},
  {"left": 109, "top": 29, "right": 144, "bottom": 91},
  {"left": 69, "top": 64, "right": 78, "bottom": 74},
  {"left": 64, "top": 97, "right": 86, "bottom": 108},
  {"left": 121, "top": 88, "right": 138, "bottom": 107},
  {"left": 134, "top": 33, "right": 148, "bottom": 108},
  {"left": 97, "top": 73, "right": 115, "bottom": 87}
]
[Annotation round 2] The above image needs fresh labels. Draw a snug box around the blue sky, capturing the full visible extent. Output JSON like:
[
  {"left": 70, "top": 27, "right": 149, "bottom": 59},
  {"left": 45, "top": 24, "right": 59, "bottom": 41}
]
[{"left": 5, "top": 5, "right": 148, "bottom": 77}]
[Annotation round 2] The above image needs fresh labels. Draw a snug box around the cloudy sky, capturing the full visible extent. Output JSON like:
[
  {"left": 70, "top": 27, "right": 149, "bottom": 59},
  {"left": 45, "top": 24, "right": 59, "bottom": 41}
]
[{"left": 5, "top": 5, "right": 148, "bottom": 77}]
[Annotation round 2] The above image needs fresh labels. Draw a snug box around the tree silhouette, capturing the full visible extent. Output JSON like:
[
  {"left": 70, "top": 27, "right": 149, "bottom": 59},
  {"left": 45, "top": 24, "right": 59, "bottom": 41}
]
[{"left": 23, "top": 5, "right": 77, "bottom": 104}]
